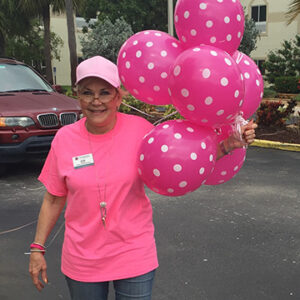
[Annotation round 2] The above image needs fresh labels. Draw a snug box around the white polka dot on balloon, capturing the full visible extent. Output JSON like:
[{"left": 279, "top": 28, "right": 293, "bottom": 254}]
[
  {"left": 148, "top": 137, "right": 154, "bottom": 144},
  {"left": 153, "top": 169, "right": 160, "bottom": 177},
  {"left": 199, "top": 3, "right": 207, "bottom": 10},
  {"left": 187, "top": 104, "right": 195, "bottom": 111},
  {"left": 173, "top": 164, "right": 182, "bottom": 172},
  {"left": 161, "top": 72, "right": 168, "bottom": 79},
  {"left": 179, "top": 181, "right": 187, "bottom": 188},
  {"left": 191, "top": 29, "right": 197, "bottom": 36},
  {"left": 174, "top": 65, "right": 181, "bottom": 76},
  {"left": 191, "top": 153, "right": 197, "bottom": 160},
  {"left": 161, "top": 145, "right": 168, "bottom": 152},
  {"left": 202, "top": 68, "right": 211, "bottom": 79},
  {"left": 184, "top": 11, "right": 190, "bottom": 19},
  {"left": 210, "top": 37, "right": 217, "bottom": 43},
  {"left": 148, "top": 62, "right": 155, "bottom": 70},
  {"left": 224, "top": 16, "right": 230, "bottom": 23},
  {"left": 205, "top": 96, "right": 213, "bottom": 105},
  {"left": 181, "top": 89, "right": 189, "bottom": 97},
  {"left": 206, "top": 20, "right": 213, "bottom": 28},
  {"left": 221, "top": 77, "right": 229, "bottom": 86},
  {"left": 146, "top": 42, "right": 153, "bottom": 47}
]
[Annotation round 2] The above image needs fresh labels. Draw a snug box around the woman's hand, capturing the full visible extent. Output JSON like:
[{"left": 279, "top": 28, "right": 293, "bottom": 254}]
[
  {"left": 29, "top": 252, "right": 48, "bottom": 291},
  {"left": 227, "top": 119, "right": 257, "bottom": 151},
  {"left": 218, "top": 120, "right": 258, "bottom": 159}
]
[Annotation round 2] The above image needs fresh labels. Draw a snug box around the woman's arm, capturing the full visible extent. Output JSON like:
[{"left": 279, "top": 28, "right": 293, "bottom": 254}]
[{"left": 29, "top": 191, "right": 66, "bottom": 291}]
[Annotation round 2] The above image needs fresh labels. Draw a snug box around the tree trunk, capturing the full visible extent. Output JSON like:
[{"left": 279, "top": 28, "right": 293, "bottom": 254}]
[
  {"left": 0, "top": 33, "right": 5, "bottom": 56},
  {"left": 42, "top": 5, "right": 53, "bottom": 84},
  {"left": 65, "top": 0, "right": 77, "bottom": 88}
]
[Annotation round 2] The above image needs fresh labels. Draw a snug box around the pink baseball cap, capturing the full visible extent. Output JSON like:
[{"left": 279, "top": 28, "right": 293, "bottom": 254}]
[{"left": 76, "top": 56, "right": 121, "bottom": 88}]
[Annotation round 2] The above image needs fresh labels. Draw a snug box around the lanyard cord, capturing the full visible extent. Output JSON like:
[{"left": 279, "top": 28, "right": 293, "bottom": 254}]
[{"left": 86, "top": 121, "right": 115, "bottom": 228}]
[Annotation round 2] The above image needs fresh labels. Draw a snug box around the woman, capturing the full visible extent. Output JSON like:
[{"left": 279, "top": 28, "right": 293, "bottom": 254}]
[{"left": 29, "top": 56, "right": 257, "bottom": 300}]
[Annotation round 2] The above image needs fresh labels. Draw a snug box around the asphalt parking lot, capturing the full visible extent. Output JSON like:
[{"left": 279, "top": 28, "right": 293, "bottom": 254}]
[{"left": 0, "top": 147, "right": 299, "bottom": 300}]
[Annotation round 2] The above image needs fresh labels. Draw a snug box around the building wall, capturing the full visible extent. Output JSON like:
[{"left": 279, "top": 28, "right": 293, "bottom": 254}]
[
  {"left": 240, "top": 0, "right": 300, "bottom": 61},
  {"left": 50, "top": 11, "right": 84, "bottom": 86}
]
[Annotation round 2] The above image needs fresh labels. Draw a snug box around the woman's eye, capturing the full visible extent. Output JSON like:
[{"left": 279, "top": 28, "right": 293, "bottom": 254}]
[
  {"left": 100, "top": 90, "right": 110, "bottom": 95},
  {"left": 82, "top": 91, "right": 93, "bottom": 96}
]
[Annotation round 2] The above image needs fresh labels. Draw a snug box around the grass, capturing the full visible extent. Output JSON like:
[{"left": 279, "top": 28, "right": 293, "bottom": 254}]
[{"left": 294, "top": 94, "right": 300, "bottom": 101}]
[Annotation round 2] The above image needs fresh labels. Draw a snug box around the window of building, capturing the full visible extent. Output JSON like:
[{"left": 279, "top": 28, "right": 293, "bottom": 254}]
[{"left": 251, "top": 5, "right": 267, "bottom": 33}]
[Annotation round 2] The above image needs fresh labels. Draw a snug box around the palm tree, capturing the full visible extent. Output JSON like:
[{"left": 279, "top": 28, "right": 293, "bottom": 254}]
[
  {"left": 19, "top": 0, "right": 83, "bottom": 85},
  {"left": 286, "top": 0, "right": 300, "bottom": 25},
  {"left": 0, "top": 0, "right": 32, "bottom": 57},
  {"left": 18, "top": 0, "right": 66, "bottom": 84},
  {"left": 0, "top": 10, "right": 5, "bottom": 56},
  {"left": 65, "top": 0, "right": 77, "bottom": 87}
]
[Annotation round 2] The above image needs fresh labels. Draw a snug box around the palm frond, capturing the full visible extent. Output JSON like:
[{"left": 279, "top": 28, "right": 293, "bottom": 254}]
[{"left": 286, "top": 0, "right": 300, "bottom": 25}]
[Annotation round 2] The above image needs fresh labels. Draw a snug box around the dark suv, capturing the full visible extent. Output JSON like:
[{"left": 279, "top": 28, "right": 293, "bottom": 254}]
[{"left": 0, "top": 58, "right": 81, "bottom": 171}]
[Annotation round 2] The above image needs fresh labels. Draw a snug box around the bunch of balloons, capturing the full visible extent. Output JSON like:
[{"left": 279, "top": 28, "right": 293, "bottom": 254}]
[{"left": 117, "top": 0, "right": 264, "bottom": 196}]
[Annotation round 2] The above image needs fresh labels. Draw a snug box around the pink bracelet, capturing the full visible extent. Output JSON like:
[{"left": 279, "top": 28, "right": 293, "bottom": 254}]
[{"left": 30, "top": 243, "right": 45, "bottom": 251}]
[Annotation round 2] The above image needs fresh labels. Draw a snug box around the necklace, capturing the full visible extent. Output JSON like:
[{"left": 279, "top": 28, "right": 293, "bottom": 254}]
[{"left": 85, "top": 121, "right": 115, "bottom": 228}]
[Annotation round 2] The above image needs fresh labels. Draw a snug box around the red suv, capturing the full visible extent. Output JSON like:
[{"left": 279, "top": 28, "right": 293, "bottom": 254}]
[{"left": 0, "top": 57, "right": 81, "bottom": 171}]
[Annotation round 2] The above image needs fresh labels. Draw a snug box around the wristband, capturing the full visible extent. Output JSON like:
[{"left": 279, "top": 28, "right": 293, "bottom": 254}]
[{"left": 30, "top": 243, "right": 45, "bottom": 251}]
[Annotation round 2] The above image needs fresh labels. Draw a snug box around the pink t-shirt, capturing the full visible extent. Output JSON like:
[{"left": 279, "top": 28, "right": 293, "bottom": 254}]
[{"left": 38, "top": 113, "right": 158, "bottom": 282}]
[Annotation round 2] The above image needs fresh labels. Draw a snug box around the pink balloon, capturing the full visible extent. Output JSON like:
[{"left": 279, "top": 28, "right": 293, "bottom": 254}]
[
  {"left": 168, "top": 46, "right": 244, "bottom": 128},
  {"left": 174, "top": 0, "right": 245, "bottom": 55},
  {"left": 117, "top": 30, "right": 184, "bottom": 105},
  {"left": 215, "top": 124, "right": 233, "bottom": 143},
  {"left": 205, "top": 147, "right": 246, "bottom": 185},
  {"left": 232, "top": 51, "right": 264, "bottom": 119},
  {"left": 138, "top": 120, "right": 217, "bottom": 196}
]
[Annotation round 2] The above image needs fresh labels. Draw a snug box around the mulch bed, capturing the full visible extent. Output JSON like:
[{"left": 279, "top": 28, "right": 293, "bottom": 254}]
[{"left": 256, "top": 125, "right": 300, "bottom": 144}]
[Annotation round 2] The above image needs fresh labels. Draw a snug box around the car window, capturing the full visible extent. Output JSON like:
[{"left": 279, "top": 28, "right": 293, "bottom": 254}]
[{"left": 0, "top": 63, "right": 53, "bottom": 93}]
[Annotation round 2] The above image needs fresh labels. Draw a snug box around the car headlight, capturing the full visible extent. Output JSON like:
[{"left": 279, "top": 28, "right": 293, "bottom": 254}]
[{"left": 0, "top": 117, "right": 35, "bottom": 127}]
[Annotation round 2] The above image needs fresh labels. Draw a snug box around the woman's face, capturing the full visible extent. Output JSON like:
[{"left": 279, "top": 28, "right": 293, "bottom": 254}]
[{"left": 77, "top": 77, "right": 122, "bottom": 134}]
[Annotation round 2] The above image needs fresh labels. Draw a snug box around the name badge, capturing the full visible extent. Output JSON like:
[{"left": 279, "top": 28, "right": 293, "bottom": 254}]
[{"left": 72, "top": 153, "right": 94, "bottom": 169}]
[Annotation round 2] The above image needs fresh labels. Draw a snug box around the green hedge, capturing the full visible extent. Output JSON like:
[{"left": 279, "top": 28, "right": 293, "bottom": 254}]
[{"left": 274, "top": 76, "right": 299, "bottom": 93}]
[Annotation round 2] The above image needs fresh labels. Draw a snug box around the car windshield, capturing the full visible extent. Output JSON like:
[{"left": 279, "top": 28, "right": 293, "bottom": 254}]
[{"left": 0, "top": 63, "right": 53, "bottom": 93}]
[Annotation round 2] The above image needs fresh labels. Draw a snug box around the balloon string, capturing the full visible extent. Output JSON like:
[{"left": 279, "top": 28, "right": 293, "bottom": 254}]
[
  {"left": 121, "top": 102, "right": 155, "bottom": 118},
  {"left": 153, "top": 110, "right": 179, "bottom": 125},
  {"left": 121, "top": 101, "right": 179, "bottom": 125}
]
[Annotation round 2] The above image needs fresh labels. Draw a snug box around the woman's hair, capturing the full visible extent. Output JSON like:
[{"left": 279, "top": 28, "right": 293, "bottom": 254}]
[{"left": 76, "top": 76, "right": 128, "bottom": 99}]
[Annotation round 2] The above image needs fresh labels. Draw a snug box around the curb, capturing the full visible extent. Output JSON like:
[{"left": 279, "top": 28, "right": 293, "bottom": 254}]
[{"left": 251, "top": 139, "right": 300, "bottom": 152}]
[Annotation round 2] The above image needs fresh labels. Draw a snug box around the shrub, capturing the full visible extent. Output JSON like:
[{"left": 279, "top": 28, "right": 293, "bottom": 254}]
[
  {"left": 119, "top": 94, "right": 182, "bottom": 124},
  {"left": 294, "top": 94, "right": 300, "bottom": 101},
  {"left": 263, "top": 87, "right": 277, "bottom": 98},
  {"left": 264, "top": 35, "right": 300, "bottom": 84},
  {"left": 256, "top": 99, "right": 297, "bottom": 127},
  {"left": 274, "top": 76, "right": 299, "bottom": 93}
]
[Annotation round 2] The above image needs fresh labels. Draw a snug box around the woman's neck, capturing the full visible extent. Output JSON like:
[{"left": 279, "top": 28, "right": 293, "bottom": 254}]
[{"left": 85, "top": 117, "right": 117, "bottom": 135}]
